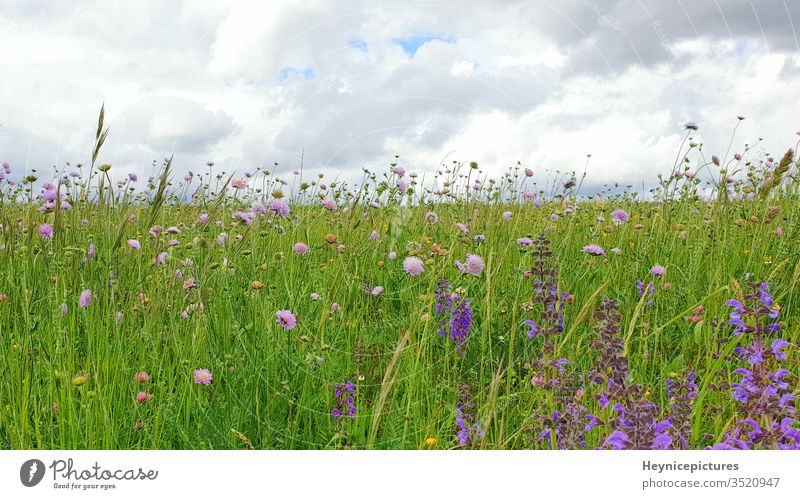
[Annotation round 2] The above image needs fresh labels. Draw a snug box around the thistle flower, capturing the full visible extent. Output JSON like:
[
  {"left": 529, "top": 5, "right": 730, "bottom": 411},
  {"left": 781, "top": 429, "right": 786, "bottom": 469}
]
[{"left": 276, "top": 309, "right": 297, "bottom": 330}]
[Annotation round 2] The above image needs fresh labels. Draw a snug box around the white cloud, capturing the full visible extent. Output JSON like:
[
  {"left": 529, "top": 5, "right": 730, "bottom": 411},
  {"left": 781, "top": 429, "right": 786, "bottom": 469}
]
[{"left": 0, "top": 0, "right": 798, "bottom": 191}]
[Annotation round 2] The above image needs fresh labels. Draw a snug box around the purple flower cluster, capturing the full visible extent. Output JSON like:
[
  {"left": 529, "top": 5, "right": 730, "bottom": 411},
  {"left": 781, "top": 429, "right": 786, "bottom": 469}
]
[
  {"left": 331, "top": 381, "right": 357, "bottom": 420},
  {"left": 455, "top": 382, "right": 484, "bottom": 446},
  {"left": 434, "top": 279, "right": 473, "bottom": 356},
  {"left": 665, "top": 371, "right": 699, "bottom": 449},
  {"left": 711, "top": 281, "right": 799, "bottom": 449},
  {"left": 525, "top": 234, "right": 570, "bottom": 354}
]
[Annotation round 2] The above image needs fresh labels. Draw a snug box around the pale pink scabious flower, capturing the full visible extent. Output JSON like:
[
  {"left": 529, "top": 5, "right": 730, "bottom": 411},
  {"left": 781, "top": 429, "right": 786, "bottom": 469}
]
[
  {"left": 79, "top": 289, "right": 92, "bottom": 308},
  {"left": 502, "top": 211, "right": 512, "bottom": 221},
  {"left": 330, "top": 302, "right": 342, "bottom": 313},
  {"left": 133, "top": 371, "right": 150, "bottom": 383},
  {"left": 39, "top": 223, "right": 53, "bottom": 240},
  {"left": 456, "top": 254, "right": 485, "bottom": 277},
  {"left": 231, "top": 178, "right": 247, "bottom": 189},
  {"left": 582, "top": 244, "right": 605, "bottom": 257},
  {"left": 136, "top": 392, "right": 153, "bottom": 403},
  {"left": 402, "top": 256, "right": 424, "bottom": 276},
  {"left": 456, "top": 223, "right": 469, "bottom": 234},
  {"left": 310, "top": 292, "right": 320, "bottom": 301},
  {"left": 166, "top": 226, "right": 181, "bottom": 235},
  {"left": 388, "top": 251, "right": 397, "bottom": 260},
  {"left": 776, "top": 227, "right": 783, "bottom": 237},
  {"left": 155, "top": 252, "right": 167, "bottom": 265},
  {"left": 276, "top": 309, "right": 297, "bottom": 330},
  {"left": 128, "top": 239, "right": 141, "bottom": 250},
  {"left": 368, "top": 230, "right": 379, "bottom": 241},
  {"left": 199, "top": 213, "right": 209, "bottom": 224},
  {"left": 193, "top": 369, "right": 213, "bottom": 385},
  {"left": 321, "top": 197, "right": 338, "bottom": 211},
  {"left": 650, "top": 265, "right": 666, "bottom": 277},
  {"left": 370, "top": 201, "right": 380, "bottom": 209},
  {"left": 183, "top": 277, "right": 197, "bottom": 290},
  {"left": 293, "top": 242, "right": 309, "bottom": 255},
  {"left": 269, "top": 198, "right": 291, "bottom": 217},
  {"left": 370, "top": 286, "right": 384, "bottom": 296},
  {"left": 524, "top": 168, "right": 534, "bottom": 177},
  {"left": 217, "top": 233, "right": 227, "bottom": 247},
  {"left": 610, "top": 209, "right": 629, "bottom": 224},
  {"left": 516, "top": 237, "right": 533, "bottom": 246}
]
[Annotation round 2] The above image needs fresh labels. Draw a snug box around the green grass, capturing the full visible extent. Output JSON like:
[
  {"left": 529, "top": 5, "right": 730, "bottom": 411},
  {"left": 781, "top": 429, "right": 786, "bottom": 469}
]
[{"left": 1, "top": 187, "right": 797, "bottom": 449}]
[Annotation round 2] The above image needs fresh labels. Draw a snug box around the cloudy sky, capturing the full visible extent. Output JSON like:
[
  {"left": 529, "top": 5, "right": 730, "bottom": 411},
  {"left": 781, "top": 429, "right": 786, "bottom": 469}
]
[{"left": 1, "top": 0, "right": 799, "bottom": 191}]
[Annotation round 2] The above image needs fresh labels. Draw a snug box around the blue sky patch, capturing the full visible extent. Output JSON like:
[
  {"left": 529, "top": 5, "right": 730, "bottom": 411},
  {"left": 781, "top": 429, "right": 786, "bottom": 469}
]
[
  {"left": 392, "top": 34, "right": 455, "bottom": 56},
  {"left": 347, "top": 37, "right": 368, "bottom": 52},
  {"left": 280, "top": 67, "right": 315, "bottom": 80}
]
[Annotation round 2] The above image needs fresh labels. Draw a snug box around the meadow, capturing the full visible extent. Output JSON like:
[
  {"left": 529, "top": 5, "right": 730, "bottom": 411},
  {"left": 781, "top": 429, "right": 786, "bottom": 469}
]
[{"left": 1, "top": 114, "right": 799, "bottom": 450}]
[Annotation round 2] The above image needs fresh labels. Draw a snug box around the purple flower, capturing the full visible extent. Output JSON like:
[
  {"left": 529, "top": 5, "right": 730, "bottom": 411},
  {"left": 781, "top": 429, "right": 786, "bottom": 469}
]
[
  {"left": 321, "top": 197, "right": 338, "bottom": 211},
  {"left": 78, "top": 289, "right": 92, "bottom": 308},
  {"left": 582, "top": 244, "right": 605, "bottom": 257},
  {"left": 38, "top": 223, "right": 53, "bottom": 240},
  {"left": 523, "top": 319, "right": 539, "bottom": 339},
  {"left": 293, "top": 242, "right": 309, "bottom": 255},
  {"left": 268, "top": 198, "right": 290, "bottom": 217},
  {"left": 128, "top": 239, "right": 141, "bottom": 250},
  {"left": 402, "top": 256, "right": 424, "bottom": 276},
  {"left": 610, "top": 209, "right": 629, "bottom": 224},
  {"left": 455, "top": 254, "right": 484, "bottom": 277},
  {"left": 424, "top": 211, "right": 438, "bottom": 225},
  {"left": 516, "top": 237, "right": 533, "bottom": 246},
  {"left": 649, "top": 265, "right": 665, "bottom": 277},
  {"left": 276, "top": 309, "right": 297, "bottom": 330}
]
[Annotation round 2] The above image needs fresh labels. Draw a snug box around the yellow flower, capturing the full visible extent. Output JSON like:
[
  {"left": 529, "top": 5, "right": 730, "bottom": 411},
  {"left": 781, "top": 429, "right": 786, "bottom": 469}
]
[
  {"left": 742, "top": 249, "right": 750, "bottom": 256},
  {"left": 425, "top": 437, "right": 438, "bottom": 447}
]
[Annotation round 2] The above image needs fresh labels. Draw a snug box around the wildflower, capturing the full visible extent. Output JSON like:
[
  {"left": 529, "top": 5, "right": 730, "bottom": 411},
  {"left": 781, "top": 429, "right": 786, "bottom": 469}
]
[
  {"left": 310, "top": 292, "right": 320, "bottom": 301},
  {"left": 193, "top": 369, "right": 213, "bottom": 385},
  {"left": 78, "top": 289, "right": 92, "bottom": 308},
  {"left": 155, "top": 252, "right": 167, "bottom": 265},
  {"left": 649, "top": 265, "right": 666, "bottom": 277},
  {"left": 231, "top": 178, "right": 247, "bottom": 189},
  {"left": 684, "top": 121, "right": 698, "bottom": 131},
  {"left": 321, "top": 197, "right": 338, "bottom": 211},
  {"left": 293, "top": 242, "right": 309, "bottom": 255},
  {"left": 183, "top": 278, "right": 197, "bottom": 290},
  {"left": 388, "top": 251, "right": 397, "bottom": 260},
  {"left": 517, "top": 237, "right": 533, "bottom": 246},
  {"left": 582, "top": 244, "right": 605, "bottom": 257},
  {"left": 128, "top": 239, "right": 141, "bottom": 250},
  {"left": 525, "top": 168, "right": 534, "bottom": 177},
  {"left": 455, "top": 254, "right": 484, "bottom": 277},
  {"left": 133, "top": 372, "right": 150, "bottom": 383},
  {"left": 331, "top": 381, "right": 357, "bottom": 420},
  {"left": 59, "top": 303, "right": 68, "bottom": 315},
  {"left": 424, "top": 437, "right": 438, "bottom": 446},
  {"left": 269, "top": 198, "right": 291, "bottom": 217},
  {"left": 276, "top": 309, "right": 297, "bottom": 330},
  {"left": 199, "top": 213, "right": 209, "bottom": 224},
  {"left": 611, "top": 209, "right": 629, "bottom": 224},
  {"left": 502, "top": 211, "right": 512, "bottom": 220},
  {"left": 523, "top": 319, "right": 539, "bottom": 339},
  {"left": 434, "top": 279, "right": 473, "bottom": 355},
  {"left": 368, "top": 230, "right": 379, "bottom": 241},
  {"left": 38, "top": 223, "right": 53, "bottom": 240},
  {"left": 424, "top": 211, "right": 439, "bottom": 225},
  {"left": 136, "top": 392, "right": 153, "bottom": 403},
  {"left": 403, "top": 256, "right": 424, "bottom": 276},
  {"left": 456, "top": 223, "right": 469, "bottom": 234},
  {"left": 776, "top": 227, "right": 783, "bottom": 237}
]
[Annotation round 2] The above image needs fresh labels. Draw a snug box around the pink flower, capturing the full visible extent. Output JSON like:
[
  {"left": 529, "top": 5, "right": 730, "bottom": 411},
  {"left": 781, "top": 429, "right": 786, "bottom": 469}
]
[
  {"left": 136, "top": 391, "right": 153, "bottom": 403},
  {"left": 293, "top": 242, "right": 309, "bottom": 255},
  {"left": 388, "top": 251, "right": 397, "bottom": 260},
  {"left": 193, "top": 369, "right": 213, "bottom": 385},
  {"left": 133, "top": 371, "right": 150, "bottom": 383},
  {"left": 128, "top": 239, "right": 141, "bottom": 250},
  {"left": 456, "top": 223, "right": 469, "bottom": 234},
  {"left": 321, "top": 197, "right": 338, "bottom": 211},
  {"left": 524, "top": 168, "right": 534, "bottom": 177},
  {"left": 402, "top": 256, "right": 424, "bottom": 276},
  {"left": 368, "top": 230, "right": 379, "bottom": 241},
  {"left": 276, "top": 309, "right": 297, "bottom": 330},
  {"left": 231, "top": 178, "right": 247, "bottom": 189},
  {"left": 776, "top": 227, "right": 783, "bottom": 237},
  {"left": 502, "top": 211, "right": 512, "bottom": 221}
]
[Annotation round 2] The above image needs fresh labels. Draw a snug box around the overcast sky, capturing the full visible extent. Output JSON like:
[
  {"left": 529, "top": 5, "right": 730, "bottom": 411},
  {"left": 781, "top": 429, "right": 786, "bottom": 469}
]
[{"left": 1, "top": 0, "right": 799, "bottom": 191}]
